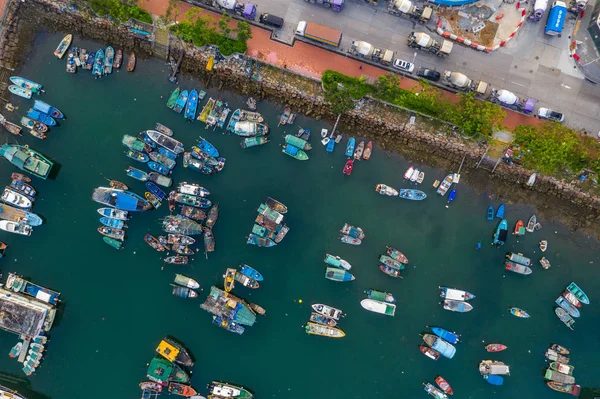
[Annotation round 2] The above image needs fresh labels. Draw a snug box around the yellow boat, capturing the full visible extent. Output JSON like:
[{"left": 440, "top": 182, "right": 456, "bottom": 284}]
[
  {"left": 206, "top": 56, "right": 214, "bottom": 71},
  {"left": 305, "top": 322, "right": 345, "bottom": 338},
  {"left": 155, "top": 338, "right": 194, "bottom": 367},
  {"left": 54, "top": 34, "right": 72, "bottom": 59},
  {"left": 224, "top": 268, "right": 236, "bottom": 292},
  {"left": 198, "top": 97, "right": 215, "bottom": 122}
]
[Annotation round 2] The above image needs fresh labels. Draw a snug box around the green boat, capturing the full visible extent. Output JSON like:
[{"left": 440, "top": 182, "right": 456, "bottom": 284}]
[
  {"left": 241, "top": 135, "right": 269, "bottom": 149},
  {"left": 167, "top": 88, "right": 181, "bottom": 109},
  {"left": 103, "top": 236, "right": 123, "bottom": 249},
  {"left": 566, "top": 282, "right": 589, "bottom": 305},
  {"left": 122, "top": 134, "right": 148, "bottom": 152},
  {"left": 0, "top": 144, "right": 53, "bottom": 179},
  {"left": 284, "top": 134, "right": 311, "bottom": 151},
  {"left": 146, "top": 357, "right": 190, "bottom": 384},
  {"left": 208, "top": 381, "right": 254, "bottom": 399},
  {"left": 282, "top": 144, "right": 308, "bottom": 160},
  {"left": 325, "top": 267, "right": 355, "bottom": 282}
]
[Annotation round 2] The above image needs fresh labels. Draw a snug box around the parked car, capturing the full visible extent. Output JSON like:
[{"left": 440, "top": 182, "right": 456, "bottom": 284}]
[
  {"left": 392, "top": 58, "right": 415, "bottom": 73},
  {"left": 416, "top": 68, "right": 441, "bottom": 82},
  {"left": 259, "top": 13, "right": 284, "bottom": 29},
  {"left": 537, "top": 107, "right": 564, "bottom": 122}
]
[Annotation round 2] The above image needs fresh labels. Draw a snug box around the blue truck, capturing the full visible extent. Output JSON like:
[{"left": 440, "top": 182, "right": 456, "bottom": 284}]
[{"left": 544, "top": 1, "right": 567, "bottom": 36}]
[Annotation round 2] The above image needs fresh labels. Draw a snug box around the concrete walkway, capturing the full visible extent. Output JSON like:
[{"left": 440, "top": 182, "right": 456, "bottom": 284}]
[{"left": 573, "top": 5, "right": 600, "bottom": 84}]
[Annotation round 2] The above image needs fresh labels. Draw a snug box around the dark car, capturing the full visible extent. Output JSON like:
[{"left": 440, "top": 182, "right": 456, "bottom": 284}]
[
  {"left": 416, "top": 68, "right": 441, "bottom": 82},
  {"left": 259, "top": 13, "right": 284, "bottom": 29}
]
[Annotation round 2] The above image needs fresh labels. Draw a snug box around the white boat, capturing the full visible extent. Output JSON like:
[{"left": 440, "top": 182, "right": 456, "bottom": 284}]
[
  {"left": 145, "top": 130, "right": 184, "bottom": 154},
  {"left": 0, "top": 386, "right": 27, "bottom": 399},
  {"left": 178, "top": 182, "right": 210, "bottom": 197},
  {"left": 526, "top": 173, "right": 536, "bottom": 186},
  {"left": 403, "top": 166, "right": 414, "bottom": 179},
  {"left": 440, "top": 287, "right": 475, "bottom": 301},
  {"left": 2, "top": 188, "right": 32, "bottom": 209},
  {"left": 416, "top": 171, "right": 425, "bottom": 184},
  {"left": 360, "top": 298, "right": 396, "bottom": 316},
  {"left": 410, "top": 168, "right": 420, "bottom": 182},
  {"left": 375, "top": 184, "right": 399, "bottom": 196},
  {"left": 312, "top": 303, "right": 343, "bottom": 320},
  {"left": 539, "top": 240, "right": 548, "bottom": 252},
  {"left": 436, "top": 174, "right": 454, "bottom": 196},
  {"left": 0, "top": 220, "right": 32, "bottom": 235},
  {"left": 321, "top": 128, "right": 328, "bottom": 138},
  {"left": 321, "top": 138, "right": 330, "bottom": 146}
]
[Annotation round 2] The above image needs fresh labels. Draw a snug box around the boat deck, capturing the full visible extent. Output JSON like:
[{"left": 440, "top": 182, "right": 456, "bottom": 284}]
[{"left": 0, "top": 288, "right": 55, "bottom": 337}]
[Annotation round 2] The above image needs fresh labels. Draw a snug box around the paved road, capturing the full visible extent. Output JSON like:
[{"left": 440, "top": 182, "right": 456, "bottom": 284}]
[{"left": 248, "top": 0, "right": 600, "bottom": 135}]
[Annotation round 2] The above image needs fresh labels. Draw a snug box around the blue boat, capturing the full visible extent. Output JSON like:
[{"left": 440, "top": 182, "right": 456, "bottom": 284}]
[
  {"left": 345, "top": 138, "right": 355, "bottom": 157},
  {"left": 145, "top": 182, "right": 166, "bottom": 200},
  {"left": 487, "top": 206, "right": 494, "bottom": 221},
  {"left": 483, "top": 375, "right": 504, "bottom": 386},
  {"left": 125, "top": 150, "right": 149, "bottom": 163},
  {"left": 493, "top": 219, "right": 508, "bottom": 246},
  {"left": 184, "top": 89, "right": 198, "bottom": 120},
  {"left": 555, "top": 296, "right": 580, "bottom": 318},
  {"left": 398, "top": 189, "right": 427, "bottom": 200},
  {"left": 148, "top": 161, "right": 170, "bottom": 176},
  {"left": 139, "top": 131, "right": 157, "bottom": 148},
  {"left": 92, "top": 187, "right": 149, "bottom": 212},
  {"left": 33, "top": 100, "right": 64, "bottom": 119},
  {"left": 10, "top": 76, "right": 43, "bottom": 94},
  {"left": 92, "top": 49, "right": 104, "bottom": 77},
  {"left": 496, "top": 204, "right": 505, "bottom": 219},
  {"left": 325, "top": 267, "right": 355, "bottom": 282},
  {"left": 126, "top": 166, "right": 149, "bottom": 181},
  {"left": 27, "top": 109, "right": 56, "bottom": 126},
  {"left": 21, "top": 211, "right": 43, "bottom": 227},
  {"left": 326, "top": 139, "right": 335, "bottom": 153},
  {"left": 448, "top": 190, "right": 457, "bottom": 202},
  {"left": 197, "top": 136, "right": 219, "bottom": 157},
  {"left": 240, "top": 264, "right": 264, "bottom": 281},
  {"left": 425, "top": 335, "right": 456, "bottom": 359},
  {"left": 99, "top": 217, "right": 125, "bottom": 229},
  {"left": 85, "top": 50, "right": 95, "bottom": 69},
  {"left": 212, "top": 315, "right": 245, "bottom": 335},
  {"left": 159, "top": 147, "right": 177, "bottom": 160},
  {"left": 103, "top": 46, "right": 114, "bottom": 75},
  {"left": 247, "top": 233, "right": 276, "bottom": 247},
  {"left": 173, "top": 90, "right": 188, "bottom": 114},
  {"left": 23, "top": 281, "right": 60, "bottom": 305},
  {"left": 430, "top": 327, "right": 460, "bottom": 344}
]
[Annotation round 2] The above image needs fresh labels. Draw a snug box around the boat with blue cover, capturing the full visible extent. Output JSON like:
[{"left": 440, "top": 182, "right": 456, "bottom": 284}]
[
  {"left": 324, "top": 254, "right": 352, "bottom": 270},
  {"left": 326, "top": 138, "right": 335, "bottom": 153},
  {"left": 430, "top": 327, "right": 460, "bottom": 344},
  {"left": 555, "top": 296, "right": 580, "bottom": 318},
  {"left": 9, "top": 85, "right": 31, "bottom": 99},
  {"left": 10, "top": 77, "right": 43, "bottom": 94},
  {"left": 146, "top": 182, "right": 167, "bottom": 200},
  {"left": 184, "top": 89, "right": 198, "bottom": 120},
  {"left": 484, "top": 375, "right": 504, "bottom": 386},
  {"left": 0, "top": 144, "right": 53, "bottom": 179},
  {"left": 496, "top": 204, "right": 505, "bottom": 218},
  {"left": 126, "top": 166, "right": 149, "bottom": 181},
  {"left": 212, "top": 315, "right": 245, "bottom": 335},
  {"left": 97, "top": 207, "right": 129, "bottom": 220},
  {"left": 92, "top": 49, "right": 104, "bottom": 77},
  {"left": 85, "top": 50, "right": 95, "bottom": 70},
  {"left": 365, "top": 289, "right": 396, "bottom": 303},
  {"left": 126, "top": 150, "right": 149, "bottom": 163},
  {"left": 487, "top": 206, "right": 494, "bottom": 220},
  {"left": 148, "top": 161, "right": 171, "bottom": 176},
  {"left": 493, "top": 219, "right": 508, "bottom": 246},
  {"left": 282, "top": 144, "right": 309, "bottom": 160},
  {"left": 566, "top": 282, "right": 589, "bottom": 305},
  {"left": 240, "top": 264, "right": 263, "bottom": 281},
  {"left": 103, "top": 46, "right": 114, "bottom": 74},
  {"left": 100, "top": 217, "right": 126, "bottom": 229},
  {"left": 325, "top": 267, "right": 355, "bottom": 282},
  {"left": 398, "top": 189, "right": 427, "bottom": 200},
  {"left": 92, "top": 187, "right": 149, "bottom": 211},
  {"left": 148, "top": 152, "right": 175, "bottom": 169},
  {"left": 197, "top": 136, "right": 219, "bottom": 157},
  {"left": 173, "top": 90, "right": 188, "bottom": 113},
  {"left": 422, "top": 334, "right": 456, "bottom": 359},
  {"left": 27, "top": 109, "right": 56, "bottom": 126},
  {"left": 447, "top": 190, "right": 456, "bottom": 202},
  {"left": 159, "top": 146, "right": 177, "bottom": 160},
  {"left": 345, "top": 138, "right": 355, "bottom": 157},
  {"left": 139, "top": 131, "right": 157, "bottom": 148},
  {"left": 247, "top": 233, "right": 276, "bottom": 247}
]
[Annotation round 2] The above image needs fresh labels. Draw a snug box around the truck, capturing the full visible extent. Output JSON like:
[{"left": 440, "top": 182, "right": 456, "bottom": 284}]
[
  {"left": 296, "top": 21, "right": 343, "bottom": 47},
  {"left": 387, "top": 0, "right": 432, "bottom": 22},
  {"left": 304, "top": 0, "right": 344, "bottom": 12},
  {"left": 442, "top": 71, "right": 492, "bottom": 98},
  {"left": 407, "top": 32, "right": 453, "bottom": 56},
  {"left": 214, "top": 0, "right": 257, "bottom": 20},
  {"left": 490, "top": 89, "right": 537, "bottom": 113},
  {"left": 544, "top": 1, "right": 567, "bottom": 36},
  {"left": 350, "top": 41, "right": 395, "bottom": 65}
]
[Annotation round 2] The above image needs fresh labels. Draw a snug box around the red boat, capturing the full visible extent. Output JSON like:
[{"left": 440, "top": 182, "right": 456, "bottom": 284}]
[
  {"left": 168, "top": 382, "right": 197, "bottom": 397},
  {"left": 485, "top": 343, "right": 507, "bottom": 352},
  {"left": 419, "top": 345, "right": 440, "bottom": 361},
  {"left": 379, "top": 264, "right": 401, "bottom": 278},
  {"left": 11, "top": 173, "right": 31, "bottom": 183},
  {"left": 514, "top": 220, "right": 525, "bottom": 235},
  {"left": 435, "top": 376, "right": 454, "bottom": 395},
  {"left": 562, "top": 291, "right": 581, "bottom": 308},
  {"left": 342, "top": 159, "right": 353, "bottom": 175},
  {"left": 139, "top": 381, "right": 163, "bottom": 392}
]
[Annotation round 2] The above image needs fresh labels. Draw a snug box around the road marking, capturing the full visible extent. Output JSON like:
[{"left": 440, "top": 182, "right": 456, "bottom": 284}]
[
  {"left": 509, "top": 81, "right": 527, "bottom": 87},
  {"left": 561, "top": 84, "right": 571, "bottom": 89}
]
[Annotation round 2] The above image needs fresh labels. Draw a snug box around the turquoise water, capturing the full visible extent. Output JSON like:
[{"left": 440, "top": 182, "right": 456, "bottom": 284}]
[{"left": 0, "top": 32, "right": 599, "bottom": 399}]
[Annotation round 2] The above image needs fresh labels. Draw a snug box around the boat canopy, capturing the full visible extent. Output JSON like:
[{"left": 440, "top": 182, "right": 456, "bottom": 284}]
[
  {"left": 431, "top": 338, "right": 456, "bottom": 358},
  {"left": 147, "top": 357, "right": 173, "bottom": 383},
  {"left": 156, "top": 340, "right": 180, "bottom": 363}
]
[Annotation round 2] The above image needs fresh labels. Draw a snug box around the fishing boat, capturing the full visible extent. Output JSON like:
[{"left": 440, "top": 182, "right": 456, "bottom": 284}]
[
  {"left": 139, "top": 132, "right": 157, "bottom": 148},
  {"left": 312, "top": 303, "right": 343, "bottom": 320},
  {"left": 398, "top": 189, "right": 427, "bottom": 200},
  {"left": 436, "top": 174, "right": 453, "bottom": 195},
  {"left": 1, "top": 118, "right": 22, "bottom": 136},
  {"left": 174, "top": 193, "right": 211, "bottom": 208},
  {"left": 149, "top": 172, "right": 172, "bottom": 188},
  {"left": 555, "top": 296, "right": 580, "bottom": 318},
  {"left": 167, "top": 234, "right": 195, "bottom": 245},
  {"left": 514, "top": 220, "right": 525, "bottom": 235},
  {"left": 237, "top": 265, "right": 263, "bottom": 283},
  {"left": 362, "top": 141, "right": 373, "bottom": 160},
  {"left": 562, "top": 291, "right": 581, "bottom": 308},
  {"left": 223, "top": 268, "right": 236, "bottom": 292},
  {"left": 9, "top": 342, "right": 23, "bottom": 358},
  {"left": 146, "top": 130, "right": 185, "bottom": 154},
  {"left": 172, "top": 244, "right": 193, "bottom": 255},
  {"left": 419, "top": 346, "right": 441, "bottom": 361},
  {"left": 180, "top": 205, "right": 206, "bottom": 221},
  {"left": 550, "top": 362, "right": 575, "bottom": 375},
  {"left": 214, "top": 101, "right": 232, "bottom": 129},
  {"left": 417, "top": 171, "right": 425, "bottom": 184},
  {"left": 342, "top": 159, "right": 353, "bottom": 175},
  {"left": 97, "top": 226, "right": 125, "bottom": 240},
  {"left": 234, "top": 271, "right": 260, "bottom": 289},
  {"left": 204, "top": 229, "right": 215, "bottom": 254},
  {"left": 365, "top": 289, "right": 396, "bottom": 303},
  {"left": 164, "top": 256, "right": 188, "bottom": 265},
  {"left": 92, "top": 187, "right": 149, "bottom": 211},
  {"left": 492, "top": 219, "right": 508, "bottom": 246},
  {"left": 85, "top": 50, "right": 95, "bottom": 70},
  {"left": 340, "top": 223, "right": 364, "bottom": 239},
  {"left": 145, "top": 192, "right": 162, "bottom": 209},
  {"left": 360, "top": 298, "right": 396, "bottom": 316},
  {"left": 282, "top": 144, "right": 309, "bottom": 161},
  {"left": 145, "top": 182, "right": 166, "bottom": 201},
  {"left": 526, "top": 215, "right": 536, "bottom": 232},
  {"left": 309, "top": 312, "right": 337, "bottom": 327},
  {"left": 304, "top": 322, "right": 345, "bottom": 338},
  {"left": 66, "top": 48, "right": 77, "bottom": 73},
  {"left": 103, "top": 236, "right": 122, "bottom": 249},
  {"left": 127, "top": 52, "right": 136, "bottom": 71},
  {"left": 324, "top": 254, "right": 352, "bottom": 270},
  {"left": 380, "top": 255, "right": 404, "bottom": 270},
  {"left": 109, "top": 180, "right": 128, "bottom": 191},
  {"left": 173, "top": 90, "right": 189, "bottom": 113},
  {"left": 279, "top": 105, "right": 295, "bottom": 125},
  {"left": 92, "top": 49, "right": 104, "bottom": 77},
  {"left": 385, "top": 247, "right": 409, "bottom": 264},
  {"left": 410, "top": 168, "right": 420, "bottom": 182},
  {"left": 205, "top": 203, "right": 219, "bottom": 229},
  {"left": 440, "top": 287, "right": 475, "bottom": 301},
  {"left": 100, "top": 217, "right": 126, "bottom": 229},
  {"left": 198, "top": 97, "right": 214, "bottom": 122},
  {"left": 233, "top": 121, "right": 269, "bottom": 137},
  {"left": 10, "top": 76, "right": 43, "bottom": 93},
  {"left": 148, "top": 161, "right": 170, "bottom": 176},
  {"left": 122, "top": 134, "right": 151, "bottom": 152},
  {"left": 9, "top": 180, "right": 36, "bottom": 197},
  {"left": 430, "top": 327, "right": 460, "bottom": 344},
  {"left": 54, "top": 34, "right": 72, "bottom": 58},
  {"left": 505, "top": 261, "right": 532, "bottom": 275},
  {"left": 212, "top": 315, "right": 245, "bottom": 335},
  {"left": 113, "top": 49, "right": 122, "bottom": 68},
  {"left": 0, "top": 144, "right": 53, "bottom": 179},
  {"left": 483, "top": 375, "right": 504, "bottom": 386},
  {"left": 479, "top": 360, "right": 510, "bottom": 375},
  {"left": 126, "top": 166, "right": 149, "bottom": 181},
  {"left": 379, "top": 264, "right": 401, "bottom": 278},
  {"left": 496, "top": 204, "right": 505, "bottom": 218},
  {"left": 435, "top": 376, "right": 453, "bottom": 396},
  {"left": 375, "top": 184, "right": 398, "bottom": 196},
  {"left": 241, "top": 135, "right": 270, "bottom": 148},
  {"left": 98, "top": 207, "right": 128, "bottom": 221},
  {"left": 422, "top": 334, "right": 456, "bottom": 359},
  {"left": 509, "top": 307, "right": 530, "bottom": 318},
  {"left": 184, "top": 89, "right": 199, "bottom": 120},
  {"left": 325, "top": 267, "right": 355, "bottom": 282},
  {"left": 546, "top": 348, "right": 570, "bottom": 363},
  {"left": 546, "top": 382, "right": 580, "bottom": 396},
  {"left": 196, "top": 137, "right": 219, "bottom": 159},
  {"left": 443, "top": 299, "right": 473, "bottom": 312},
  {"left": 284, "top": 134, "right": 311, "bottom": 151},
  {"left": 566, "top": 282, "right": 589, "bottom": 304},
  {"left": 103, "top": 46, "right": 114, "bottom": 74},
  {"left": 487, "top": 206, "right": 494, "bottom": 221},
  {"left": 178, "top": 183, "right": 210, "bottom": 197},
  {"left": 423, "top": 382, "right": 447, "bottom": 399},
  {"left": 262, "top": 197, "right": 287, "bottom": 215},
  {"left": 27, "top": 109, "right": 56, "bottom": 128},
  {"left": 145, "top": 234, "right": 166, "bottom": 251},
  {"left": 352, "top": 140, "right": 364, "bottom": 160},
  {"left": 125, "top": 150, "right": 149, "bottom": 163},
  {"left": 168, "top": 382, "right": 197, "bottom": 396},
  {"left": 345, "top": 137, "right": 355, "bottom": 157},
  {"left": 545, "top": 369, "right": 575, "bottom": 384},
  {"left": 485, "top": 343, "right": 507, "bottom": 352},
  {"left": 167, "top": 89, "right": 181, "bottom": 110},
  {"left": 12, "top": 173, "right": 31, "bottom": 183},
  {"left": 155, "top": 337, "right": 195, "bottom": 367},
  {"left": 208, "top": 382, "right": 254, "bottom": 399},
  {"left": 8, "top": 85, "right": 31, "bottom": 99},
  {"left": 341, "top": 235, "right": 361, "bottom": 245}
]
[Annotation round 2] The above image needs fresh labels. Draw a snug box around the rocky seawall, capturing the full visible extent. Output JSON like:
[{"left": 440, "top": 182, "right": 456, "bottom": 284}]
[{"left": 1, "top": 0, "right": 599, "bottom": 234}]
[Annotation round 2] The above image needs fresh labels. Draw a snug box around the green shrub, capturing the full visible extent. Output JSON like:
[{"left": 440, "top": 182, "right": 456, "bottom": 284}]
[{"left": 87, "top": 0, "right": 152, "bottom": 24}]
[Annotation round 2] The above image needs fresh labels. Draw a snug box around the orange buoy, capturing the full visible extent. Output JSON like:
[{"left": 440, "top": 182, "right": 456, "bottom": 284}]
[{"left": 496, "top": 13, "right": 505, "bottom": 20}]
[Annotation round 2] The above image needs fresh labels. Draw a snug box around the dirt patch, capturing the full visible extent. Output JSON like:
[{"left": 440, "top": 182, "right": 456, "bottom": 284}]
[{"left": 438, "top": 8, "right": 500, "bottom": 47}]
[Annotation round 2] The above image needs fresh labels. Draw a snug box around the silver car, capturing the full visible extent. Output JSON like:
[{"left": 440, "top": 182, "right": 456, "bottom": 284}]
[
  {"left": 393, "top": 58, "right": 415, "bottom": 73},
  {"left": 537, "top": 107, "right": 564, "bottom": 122}
]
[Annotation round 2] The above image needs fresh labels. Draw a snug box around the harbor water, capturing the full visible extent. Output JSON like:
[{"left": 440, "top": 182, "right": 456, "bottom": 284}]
[{"left": 0, "top": 32, "right": 599, "bottom": 399}]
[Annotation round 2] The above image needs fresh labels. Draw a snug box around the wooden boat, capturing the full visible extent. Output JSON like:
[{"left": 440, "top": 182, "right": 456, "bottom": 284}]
[
  {"left": 309, "top": 312, "right": 337, "bottom": 327},
  {"left": 566, "top": 282, "right": 589, "bottom": 304},
  {"left": 545, "top": 369, "right": 575, "bottom": 384},
  {"left": 440, "top": 287, "right": 475, "bottom": 301},
  {"left": 205, "top": 203, "right": 219, "bottom": 229},
  {"left": 145, "top": 192, "right": 162, "bottom": 209},
  {"left": 108, "top": 180, "right": 128, "bottom": 191},
  {"left": 386, "top": 247, "right": 409, "bottom": 264},
  {"left": 66, "top": 48, "right": 77, "bottom": 73},
  {"left": 149, "top": 172, "right": 172, "bottom": 188},
  {"left": 365, "top": 289, "right": 396, "bottom": 303},
  {"left": 526, "top": 215, "right": 536, "bottom": 232},
  {"left": 54, "top": 34, "right": 72, "bottom": 58},
  {"left": 555, "top": 296, "right": 580, "bottom": 318},
  {"left": 509, "top": 307, "right": 530, "bottom": 318},
  {"left": 103, "top": 46, "right": 114, "bottom": 74},
  {"left": 184, "top": 89, "right": 199, "bottom": 120},
  {"left": 126, "top": 166, "right": 149, "bottom": 181},
  {"left": 375, "top": 184, "right": 398, "bottom": 196},
  {"left": 340, "top": 223, "right": 364, "bottom": 240},
  {"left": 171, "top": 285, "right": 197, "bottom": 299},
  {"left": 419, "top": 346, "right": 441, "bottom": 361},
  {"left": 340, "top": 235, "right": 361, "bottom": 245},
  {"left": 410, "top": 168, "right": 420, "bottom": 182},
  {"left": 443, "top": 299, "right": 473, "bottom": 312},
  {"left": 551, "top": 345, "right": 570, "bottom": 356},
  {"left": 550, "top": 361, "right": 574, "bottom": 375},
  {"left": 312, "top": 303, "right": 343, "bottom": 320},
  {"left": 282, "top": 144, "right": 309, "bottom": 160},
  {"left": 539, "top": 240, "right": 548, "bottom": 252},
  {"left": 342, "top": 159, "right": 353, "bottom": 175},
  {"left": 479, "top": 360, "right": 510, "bottom": 375},
  {"left": 173, "top": 90, "right": 189, "bottom": 113},
  {"left": 380, "top": 255, "right": 404, "bottom": 270},
  {"left": 10, "top": 180, "right": 36, "bottom": 197},
  {"left": 103, "top": 237, "right": 122, "bottom": 249},
  {"left": 430, "top": 327, "right": 460, "bottom": 344},
  {"left": 174, "top": 274, "right": 200, "bottom": 289},
  {"left": 345, "top": 137, "right": 355, "bottom": 157},
  {"left": 362, "top": 141, "right": 372, "bottom": 160},
  {"left": 234, "top": 271, "right": 260, "bottom": 289},
  {"left": 198, "top": 97, "right": 215, "bottom": 122},
  {"left": 168, "top": 382, "right": 197, "bottom": 396},
  {"left": 435, "top": 376, "right": 453, "bottom": 395},
  {"left": 9, "top": 85, "right": 32, "bottom": 99},
  {"left": 279, "top": 105, "right": 295, "bottom": 125},
  {"left": 223, "top": 268, "right": 236, "bottom": 292},
  {"left": 204, "top": 229, "right": 215, "bottom": 254},
  {"left": 180, "top": 205, "right": 206, "bottom": 221},
  {"left": 562, "top": 291, "right": 581, "bottom": 308},
  {"left": 353, "top": 140, "right": 365, "bottom": 160},
  {"left": 493, "top": 219, "right": 508, "bottom": 246},
  {"left": 263, "top": 197, "right": 287, "bottom": 215},
  {"left": 164, "top": 256, "right": 189, "bottom": 265},
  {"left": 546, "top": 348, "right": 570, "bottom": 363},
  {"left": 11, "top": 173, "right": 31, "bottom": 183},
  {"left": 146, "top": 130, "right": 184, "bottom": 154},
  {"left": 496, "top": 204, "right": 505, "bottom": 218},
  {"left": 436, "top": 174, "right": 453, "bottom": 196},
  {"left": 127, "top": 52, "right": 136, "bottom": 71},
  {"left": 304, "top": 322, "right": 345, "bottom": 338},
  {"left": 325, "top": 267, "right": 355, "bottom": 282},
  {"left": 398, "top": 189, "right": 427, "bottom": 200},
  {"left": 0, "top": 144, "right": 53, "bottom": 179},
  {"left": 100, "top": 217, "right": 126, "bottom": 229},
  {"left": 10, "top": 76, "right": 43, "bottom": 93},
  {"left": 487, "top": 206, "right": 494, "bottom": 221},
  {"left": 360, "top": 298, "right": 395, "bottom": 316},
  {"left": 126, "top": 149, "right": 149, "bottom": 163},
  {"left": 144, "top": 234, "right": 166, "bottom": 251},
  {"left": 416, "top": 171, "right": 425, "bottom": 184},
  {"left": 172, "top": 244, "right": 194, "bottom": 255},
  {"left": 97, "top": 226, "right": 125, "bottom": 240},
  {"left": 27, "top": 109, "right": 56, "bottom": 126},
  {"left": 113, "top": 49, "right": 122, "bottom": 68},
  {"left": 485, "top": 343, "right": 507, "bottom": 352},
  {"left": 2, "top": 187, "right": 33, "bottom": 210},
  {"left": 92, "top": 49, "right": 104, "bottom": 77},
  {"left": 505, "top": 261, "right": 532, "bottom": 275},
  {"left": 379, "top": 264, "right": 401, "bottom": 278},
  {"left": 546, "top": 382, "right": 580, "bottom": 396}
]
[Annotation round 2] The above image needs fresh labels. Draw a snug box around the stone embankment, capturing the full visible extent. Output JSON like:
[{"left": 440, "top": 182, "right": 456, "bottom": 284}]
[{"left": 1, "top": 0, "right": 599, "bottom": 233}]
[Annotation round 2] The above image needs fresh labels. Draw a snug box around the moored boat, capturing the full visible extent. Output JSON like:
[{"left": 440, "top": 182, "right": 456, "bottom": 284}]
[
  {"left": 309, "top": 312, "right": 337, "bottom": 327},
  {"left": 435, "top": 376, "right": 453, "bottom": 396},
  {"left": 485, "top": 343, "right": 507, "bottom": 352},
  {"left": 487, "top": 206, "right": 494, "bottom": 221},
  {"left": 422, "top": 333, "right": 456, "bottom": 359},
  {"left": 54, "top": 34, "right": 72, "bottom": 58},
  {"left": 92, "top": 187, "right": 149, "bottom": 211},
  {"left": 386, "top": 246, "right": 409, "bottom": 264},
  {"left": 546, "top": 381, "right": 580, "bottom": 396},
  {"left": 439, "top": 287, "right": 475, "bottom": 301},
  {"left": 496, "top": 204, "right": 505, "bottom": 218},
  {"left": 566, "top": 282, "right": 589, "bottom": 305},
  {"left": 312, "top": 303, "right": 343, "bottom": 320},
  {"left": 9, "top": 85, "right": 31, "bottom": 99},
  {"left": 436, "top": 174, "right": 453, "bottom": 195},
  {"left": 171, "top": 285, "right": 197, "bottom": 298},
  {"left": 11, "top": 173, "right": 31, "bottom": 183},
  {"left": 100, "top": 216, "right": 125, "bottom": 229},
  {"left": 443, "top": 299, "right": 472, "bottom": 313},
  {"left": 145, "top": 192, "right": 161, "bottom": 209},
  {"left": 113, "top": 49, "right": 122, "bottom": 68},
  {"left": 398, "top": 189, "right": 427, "bottom": 200},
  {"left": 148, "top": 161, "right": 171, "bottom": 176},
  {"left": 340, "top": 223, "right": 364, "bottom": 239},
  {"left": 97, "top": 226, "right": 125, "bottom": 240},
  {"left": 145, "top": 234, "right": 166, "bottom": 251},
  {"left": 526, "top": 215, "right": 537, "bottom": 232},
  {"left": 92, "top": 48, "right": 104, "bottom": 77},
  {"left": 234, "top": 271, "right": 260, "bottom": 289},
  {"left": 360, "top": 298, "right": 395, "bottom": 316},
  {"left": 340, "top": 235, "right": 361, "bottom": 245},
  {"left": 304, "top": 322, "right": 345, "bottom": 338},
  {"left": 380, "top": 255, "right": 404, "bottom": 270},
  {"left": 483, "top": 375, "right": 504, "bottom": 386},
  {"left": 103, "top": 46, "right": 114, "bottom": 74},
  {"left": 493, "top": 219, "right": 508, "bottom": 246},
  {"left": 545, "top": 369, "right": 575, "bottom": 384},
  {"left": 282, "top": 144, "right": 308, "bottom": 160},
  {"left": 505, "top": 261, "right": 532, "bottom": 275},
  {"left": 363, "top": 141, "right": 372, "bottom": 160},
  {"left": 509, "top": 307, "right": 530, "bottom": 318},
  {"left": 167, "top": 88, "right": 181, "bottom": 109},
  {"left": 375, "top": 184, "right": 398, "bottom": 196},
  {"left": 550, "top": 361, "right": 574, "bottom": 376},
  {"left": 555, "top": 307, "right": 575, "bottom": 330},
  {"left": 241, "top": 135, "right": 269, "bottom": 148},
  {"left": 168, "top": 382, "right": 197, "bottom": 397},
  {"left": 514, "top": 220, "right": 525, "bottom": 235},
  {"left": 9, "top": 180, "right": 36, "bottom": 197},
  {"left": 562, "top": 291, "right": 581, "bottom": 308},
  {"left": 325, "top": 267, "right": 355, "bottom": 282},
  {"left": 149, "top": 172, "right": 173, "bottom": 188},
  {"left": 0, "top": 144, "right": 53, "bottom": 179},
  {"left": 430, "top": 327, "right": 460, "bottom": 344},
  {"left": 353, "top": 140, "right": 365, "bottom": 160},
  {"left": 9, "top": 342, "right": 23, "bottom": 358},
  {"left": 10, "top": 76, "right": 43, "bottom": 93},
  {"left": 156, "top": 337, "right": 194, "bottom": 367},
  {"left": 125, "top": 149, "right": 149, "bottom": 163},
  {"left": 379, "top": 264, "right": 401, "bottom": 278},
  {"left": 178, "top": 182, "right": 210, "bottom": 197},
  {"left": 172, "top": 244, "right": 194, "bottom": 255},
  {"left": 184, "top": 89, "right": 199, "bottom": 120},
  {"left": 423, "top": 382, "right": 447, "bottom": 399},
  {"left": 27, "top": 109, "right": 56, "bottom": 126},
  {"left": 539, "top": 240, "right": 548, "bottom": 252},
  {"left": 164, "top": 256, "right": 188, "bottom": 265},
  {"left": 146, "top": 130, "right": 185, "bottom": 154},
  {"left": 342, "top": 159, "right": 353, "bottom": 175},
  {"left": 285, "top": 134, "right": 311, "bottom": 151},
  {"left": 479, "top": 360, "right": 510, "bottom": 375},
  {"left": 173, "top": 90, "right": 188, "bottom": 113},
  {"left": 364, "top": 289, "right": 396, "bottom": 303},
  {"left": 265, "top": 197, "right": 287, "bottom": 214},
  {"left": 345, "top": 137, "right": 355, "bottom": 157},
  {"left": 419, "top": 346, "right": 441, "bottom": 361},
  {"left": 205, "top": 203, "right": 219, "bottom": 229},
  {"left": 109, "top": 180, "right": 128, "bottom": 191},
  {"left": 126, "top": 52, "right": 136, "bottom": 71},
  {"left": 204, "top": 229, "right": 215, "bottom": 255},
  {"left": 126, "top": 166, "right": 149, "bottom": 181},
  {"left": 555, "top": 296, "right": 580, "bottom": 318},
  {"left": 198, "top": 97, "right": 214, "bottom": 122}
]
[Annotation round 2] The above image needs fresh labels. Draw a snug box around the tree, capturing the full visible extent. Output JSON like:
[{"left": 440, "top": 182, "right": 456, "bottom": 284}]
[
  {"left": 236, "top": 21, "right": 253, "bottom": 43},
  {"left": 449, "top": 92, "right": 506, "bottom": 138},
  {"left": 164, "top": 0, "right": 181, "bottom": 23},
  {"left": 218, "top": 13, "right": 231, "bottom": 36}
]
